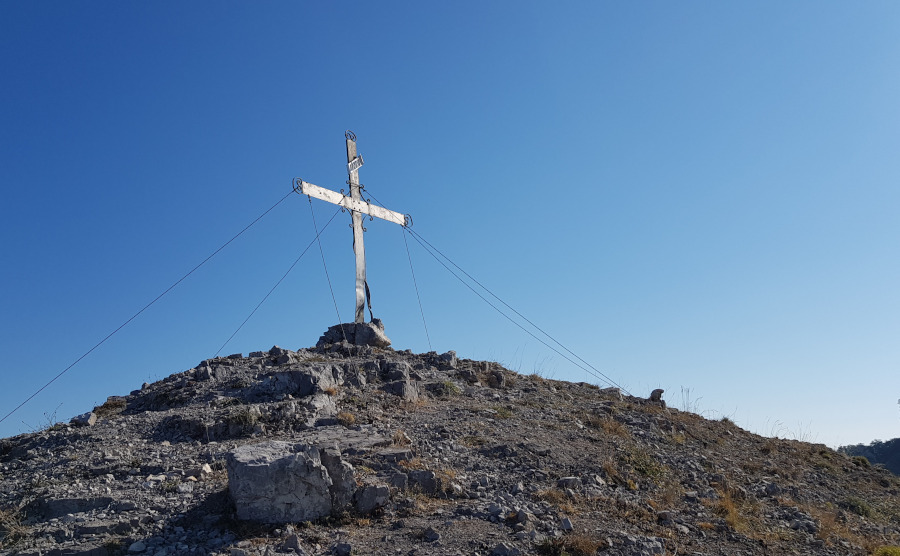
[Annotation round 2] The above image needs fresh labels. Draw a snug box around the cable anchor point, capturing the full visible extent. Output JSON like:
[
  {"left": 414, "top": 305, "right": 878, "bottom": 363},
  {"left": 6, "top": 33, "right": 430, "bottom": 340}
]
[
  {"left": 292, "top": 177, "right": 305, "bottom": 194},
  {"left": 345, "top": 130, "right": 357, "bottom": 141}
]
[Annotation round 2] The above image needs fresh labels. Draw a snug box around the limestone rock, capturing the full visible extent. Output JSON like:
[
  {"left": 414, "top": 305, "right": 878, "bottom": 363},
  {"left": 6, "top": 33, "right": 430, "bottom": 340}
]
[
  {"left": 226, "top": 440, "right": 356, "bottom": 523},
  {"left": 355, "top": 484, "right": 390, "bottom": 514},
  {"left": 317, "top": 319, "right": 391, "bottom": 348},
  {"left": 381, "top": 379, "right": 420, "bottom": 401},
  {"left": 71, "top": 411, "right": 97, "bottom": 427}
]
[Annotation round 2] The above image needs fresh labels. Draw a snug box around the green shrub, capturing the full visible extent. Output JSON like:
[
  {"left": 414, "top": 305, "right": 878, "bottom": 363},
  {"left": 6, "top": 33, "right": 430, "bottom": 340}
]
[
  {"left": 841, "top": 497, "right": 873, "bottom": 518},
  {"left": 874, "top": 547, "right": 900, "bottom": 556}
]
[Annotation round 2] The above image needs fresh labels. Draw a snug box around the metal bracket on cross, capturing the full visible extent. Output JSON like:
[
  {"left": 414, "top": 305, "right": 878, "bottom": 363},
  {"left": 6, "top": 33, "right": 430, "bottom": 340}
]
[{"left": 294, "top": 131, "right": 410, "bottom": 323}]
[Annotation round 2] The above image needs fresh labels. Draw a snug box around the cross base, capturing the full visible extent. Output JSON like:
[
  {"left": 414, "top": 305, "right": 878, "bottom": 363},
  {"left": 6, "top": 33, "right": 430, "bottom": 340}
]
[{"left": 316, "top": 318, "right": 391, "bottom": 348}]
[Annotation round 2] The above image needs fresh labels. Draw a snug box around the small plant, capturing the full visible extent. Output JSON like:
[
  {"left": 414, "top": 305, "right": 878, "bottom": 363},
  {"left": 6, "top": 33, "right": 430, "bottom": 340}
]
[
  {"left": 622, "top": 446, "right": 666, "bottom": 483},
  {"left": 439, "top": 379, "right": 461, "bottom": 397},
  {"left": 337, "top": 411, "right": 356, "bottom": 427},
  {"left": 398, "top": 458, "right": 426, "bottom": 470},
  {"left": 874, "top": 547, "right": 900, "bottom": 556},
  {"left": 392, "top": 430, "right": 411, "bottom": 446},
  {"left": 323, "top": 386, "right": 340, "bottom": 396},
  {"left": 94, "top": 396, "right": 128, "bottom": 417},
  {"left": 461, "top": 435, "right": 486, "bottom": 447},
  {"left": 218, "top": 397, "right": 242, "bottom": 407},
  {"left": 228, "top": 378, "right": 252, "bottom": 389},
  {"left": 841, "top": 496, "right": 873, "bottom": 518},
  {"left": 851, "top": 455, "right": 871, "bottom": 468},
  {"left": 585, "top": 415, "right": 629, "bottom": 438},
  {"left": 103, "top": 538, "right": 124, "bottom": 554},
  {"left": 228, "top": 408, "right": 258, "bottom": 428},
  {"left": 710, "top": 490, "right": 742, "bottom": 530},
  {"left": 533, "top": 488, "right": 579, "bottom": 514},
  {"left": 720, "top": 416, "right": 735, "bottom": 426},
  {"left": 493, "top": 406, "right": 513, "bottom": 419},
  {"left": 160, "top": 479, "right": 180, "bottom": 493},
  {"left": 679, "top": 386, "right": 703, "bottom": 413},
  {"left": 537, "top": 533, "right": 603, "bottom": 555},
  {"left": 0, "top": 506, "right": 28, "bottom": 549}
]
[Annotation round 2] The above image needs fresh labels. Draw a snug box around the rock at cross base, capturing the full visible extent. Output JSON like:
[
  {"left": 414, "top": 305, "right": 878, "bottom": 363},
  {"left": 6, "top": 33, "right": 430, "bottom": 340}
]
[
  {"left": 316, "top": 318, "right": 391, "bottom": 348},
  {"left": 226, "top": 441, "right": 356, "bottom": 523}
]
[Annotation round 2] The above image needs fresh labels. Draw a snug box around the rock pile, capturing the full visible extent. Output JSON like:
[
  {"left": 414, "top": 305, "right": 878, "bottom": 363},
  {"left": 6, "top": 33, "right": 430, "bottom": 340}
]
[{"left": 1, "top": 333, "right": 900, "bottom": 555}]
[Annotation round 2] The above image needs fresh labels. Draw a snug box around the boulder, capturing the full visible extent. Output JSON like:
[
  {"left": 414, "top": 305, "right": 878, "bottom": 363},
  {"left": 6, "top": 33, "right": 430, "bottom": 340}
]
[
  {"left": 648, "top": 388, "right": 666, "bottom": 408},
  {"left": 381, "top": 379, "right": 420, "bottom": 401},
  {"left": 226, "top": 441, "right": 356, "bottom": 523},
  {"left": 71, "top": 412, "right": 97, "bottom": 427},
  {"left": 355, "top": 484, "right": 390, "bottom": 513}
]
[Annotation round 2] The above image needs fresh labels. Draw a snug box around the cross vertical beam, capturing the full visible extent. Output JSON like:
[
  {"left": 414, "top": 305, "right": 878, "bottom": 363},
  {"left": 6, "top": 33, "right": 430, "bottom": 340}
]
[
  {"left": 295, "top": 131, "right": 409, "bottom": 326},
  {"left": 346, "top": 133, "right": 367, "bottom": 323}
]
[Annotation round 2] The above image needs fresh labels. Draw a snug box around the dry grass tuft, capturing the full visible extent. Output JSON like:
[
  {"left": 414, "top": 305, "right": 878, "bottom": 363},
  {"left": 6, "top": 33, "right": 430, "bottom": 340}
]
[
  {"left": 398, "top": 458, "right": 427, "bottom": 471},
  {"left": 594, "top": 416, "right": 629, "bottom": 438},
  {"left": 533, "top": 488, "right": 579, "bottom": 515},
  {"left": 391, "top": 430, "right": 412, "bottom": 446},
  {"left": 322, "top": 386, "right": 339, "bottom": 396},
  {"left": 711, "top": 491, "right": 742, "bottom": 530},
  {"left": 538, "top": 533, "right": 605, "bottom": 555},
  {"left": 336, "top": 411, "right": 356, "bottom": 427},
  {"left": 93, "top": 397, "right": 127, "bottom": 418},
  {"left": 0, "top": 507, "right": 28, "bottom": 550}
]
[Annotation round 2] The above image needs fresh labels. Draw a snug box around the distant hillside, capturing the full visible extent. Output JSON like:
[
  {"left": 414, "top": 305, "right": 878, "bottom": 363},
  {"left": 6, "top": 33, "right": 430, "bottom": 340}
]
[{"left": 840, "top": 438, "right": 900, "bottom": 476}]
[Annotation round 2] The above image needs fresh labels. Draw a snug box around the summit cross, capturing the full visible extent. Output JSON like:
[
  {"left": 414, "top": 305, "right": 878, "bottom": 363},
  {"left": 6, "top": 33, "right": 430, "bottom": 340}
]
[{"left": 294, "top": 131, "right": 408, "bottom": 324}]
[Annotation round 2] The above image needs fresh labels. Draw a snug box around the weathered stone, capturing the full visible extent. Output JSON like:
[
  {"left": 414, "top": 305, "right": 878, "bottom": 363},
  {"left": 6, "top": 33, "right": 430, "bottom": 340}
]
[
  {"left": 283, "top": 533, "right": 303, "bottom": 551},
  {"left": 408, "top": 470, "right": 439, "bottom": 494},
  {"left": 648, "top": 388, "right": 666, "bottom": 408},
  {"left": 424, "top": 526, "right": 441, "bottom": 542},
  {"left": 456, "top": 368, "right": 480, "bottom": 384},
  {"left": 382, "top": 380, "right": 419, "bottom": 401},
  {"left": 317, "top": 319, "right": 391, "bottom": 348},
  {"left": 557, "top": 477, "right": 581, "bottom": 489},
  {"left": 599, "top": 387, "right": 623, "bottom": 400},
  {"left": 26, "top": 497, "right": 114, "bottom": 519},
  {"left": 354, "top": 319, "right": 391, "bottom": 348},
  {"left": 492, "top": 543, "right": 522, "bottom": 556},
  {"left": 320, "top": 447, "right": 356, "bottom": 509},
  {"left": 355, "top": 484, "right": 390, "bottom": 514},
  {"left": 390, "top": 472, "right": 409, "bottom": 489},
  {"left": 383, "top": 361, "right": 411, "bottom": 381},
  {"left": 438, "top": 351, "right": 458, "bottom": 369},
  {"left": 226, "top": 441, "right": 356, "bottom": 523},
  {"left": 487, "top": 370, "right": 506, "bottom": 388},
  {"left": 71, "top": 412, "right": 97, "bottom": 427}
]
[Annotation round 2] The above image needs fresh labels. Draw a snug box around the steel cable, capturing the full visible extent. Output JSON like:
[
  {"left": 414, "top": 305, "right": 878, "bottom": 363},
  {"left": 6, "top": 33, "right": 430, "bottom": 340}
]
[
  {"left": 405, "top": 227, "right": 629, "bottom": 395},
  {"left": 0, "top": 190, "right": 295, "bottom": 427},
  {"left": 308, "top": 197, "right": 348, "bottom": 343},
  {"left": 402, "top": 227, "right": 432, "bottom": 351},
  {"left": 215, "top": 206, "right": 342, "bottom": 356}
]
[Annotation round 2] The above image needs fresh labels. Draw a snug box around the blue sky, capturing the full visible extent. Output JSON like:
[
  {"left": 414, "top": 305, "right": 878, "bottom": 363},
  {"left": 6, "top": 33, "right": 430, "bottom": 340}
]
[{"left": 2, "top": 2, "right": 899, "bottom": 447}]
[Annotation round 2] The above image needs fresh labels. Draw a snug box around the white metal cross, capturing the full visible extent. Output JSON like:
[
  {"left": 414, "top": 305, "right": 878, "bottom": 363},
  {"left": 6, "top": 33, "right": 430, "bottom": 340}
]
[{"left": 294, "top": 131, "right": 408, "bottom": 323}]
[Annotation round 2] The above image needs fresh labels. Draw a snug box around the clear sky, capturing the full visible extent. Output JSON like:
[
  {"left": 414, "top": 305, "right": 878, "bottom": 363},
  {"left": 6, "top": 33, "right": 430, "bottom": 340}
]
[{"left": 2, "top": 2, "right": 899, "bottom": 447}]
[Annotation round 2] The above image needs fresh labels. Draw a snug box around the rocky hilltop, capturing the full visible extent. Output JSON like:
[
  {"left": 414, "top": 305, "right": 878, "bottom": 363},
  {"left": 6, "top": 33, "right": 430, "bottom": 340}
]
[{"left": 2, "top": 330, "right": 900, "bottom": 556}]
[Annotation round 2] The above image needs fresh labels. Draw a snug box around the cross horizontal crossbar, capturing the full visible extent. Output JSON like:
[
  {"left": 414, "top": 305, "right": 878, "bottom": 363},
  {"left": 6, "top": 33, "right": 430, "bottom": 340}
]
[{"left": 299, "top": 180, "right": 407, "bottom": 226}]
